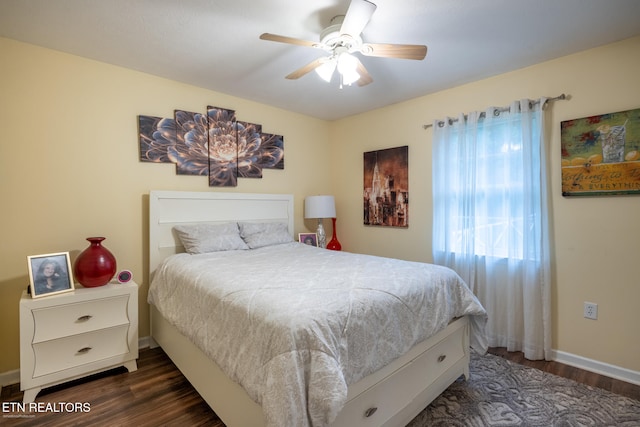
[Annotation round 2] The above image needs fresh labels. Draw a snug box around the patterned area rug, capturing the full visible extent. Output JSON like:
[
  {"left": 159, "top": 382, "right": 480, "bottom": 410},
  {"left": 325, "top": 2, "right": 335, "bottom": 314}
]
[{"left": 407, "top": 352, "right": 640, "bottom": 427}]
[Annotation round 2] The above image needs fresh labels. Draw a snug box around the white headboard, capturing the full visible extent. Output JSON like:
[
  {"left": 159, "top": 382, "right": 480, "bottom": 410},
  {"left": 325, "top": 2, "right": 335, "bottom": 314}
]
[{"left": 149, "top": 191, "right": 294, "bottom": 274}]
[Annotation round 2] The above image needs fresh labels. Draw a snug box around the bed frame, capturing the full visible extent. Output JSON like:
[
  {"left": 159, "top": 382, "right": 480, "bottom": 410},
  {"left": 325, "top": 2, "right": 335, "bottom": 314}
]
[{"left": 148, "top": 190, "right": 470, "bottom": 427}]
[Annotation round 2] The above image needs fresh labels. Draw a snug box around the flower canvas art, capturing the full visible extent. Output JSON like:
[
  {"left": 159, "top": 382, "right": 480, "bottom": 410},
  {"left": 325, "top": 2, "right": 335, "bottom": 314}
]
[{"left": 138, "top": 105, "right": 284, "bottom": 187}]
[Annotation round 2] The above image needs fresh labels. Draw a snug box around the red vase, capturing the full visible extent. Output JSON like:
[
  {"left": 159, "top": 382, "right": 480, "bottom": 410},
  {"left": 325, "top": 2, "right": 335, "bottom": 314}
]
[
  {"left": 326, "top": 218, "right": 342, "bottom": 251},
  {"left": 73, "top": 237, "right": 117, "bottom": 287}
]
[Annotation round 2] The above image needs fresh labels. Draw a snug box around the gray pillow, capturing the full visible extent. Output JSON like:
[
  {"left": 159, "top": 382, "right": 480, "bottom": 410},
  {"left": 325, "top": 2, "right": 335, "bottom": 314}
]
[
  {"left": 238, "top": 221, "right": 293, "bottom": 249},
  {"left": 174, "top": 223, "right": 249, "bottom": 254}
]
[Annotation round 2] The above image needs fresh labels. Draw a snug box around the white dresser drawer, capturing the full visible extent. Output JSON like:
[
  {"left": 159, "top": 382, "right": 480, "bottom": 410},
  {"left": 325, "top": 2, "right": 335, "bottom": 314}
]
[
  {"left": 32, "top": 324, "right": 130, "bottom": 377},
  {"left": 32, "top": 295, "right": 130, "bottom": 342},
  {"left": 335, "top": 324, "right": 465, "bottom": 426}
]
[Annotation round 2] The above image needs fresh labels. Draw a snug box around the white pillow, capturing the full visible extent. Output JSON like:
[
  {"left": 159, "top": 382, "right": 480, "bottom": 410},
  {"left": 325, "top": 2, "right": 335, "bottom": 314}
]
[
  {"left": 173, "top": 223, "right": 249, "bottom": 254},
  {"left": 238, "top": 221, "right": 293, "bottom": 249}
]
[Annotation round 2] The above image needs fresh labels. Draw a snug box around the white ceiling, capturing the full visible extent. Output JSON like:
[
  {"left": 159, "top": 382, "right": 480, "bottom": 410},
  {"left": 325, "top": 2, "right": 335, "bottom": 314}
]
[{"left": 1, "top": 0, "right": 640, "bottom": 121}]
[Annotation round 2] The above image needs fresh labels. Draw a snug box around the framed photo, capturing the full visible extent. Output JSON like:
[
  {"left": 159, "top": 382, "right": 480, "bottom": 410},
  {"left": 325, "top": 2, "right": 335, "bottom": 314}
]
[
  {"left": 27, "top": 252, "right": 75, "bottom": 298},
  {"left": 298, "top": 233, "right": 318, "bottom": 247}
]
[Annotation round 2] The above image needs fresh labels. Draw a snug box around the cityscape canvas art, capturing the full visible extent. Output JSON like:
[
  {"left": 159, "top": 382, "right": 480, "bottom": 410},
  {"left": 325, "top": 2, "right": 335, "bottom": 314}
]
[{"left": 363, "top": 146, "right": 409, "bottom": 227}]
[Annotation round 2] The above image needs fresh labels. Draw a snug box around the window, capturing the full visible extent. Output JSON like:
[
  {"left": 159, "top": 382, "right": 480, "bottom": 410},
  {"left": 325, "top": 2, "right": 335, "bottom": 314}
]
[{"left": 433, "top": 110, "right": 542, "bottom": 261}]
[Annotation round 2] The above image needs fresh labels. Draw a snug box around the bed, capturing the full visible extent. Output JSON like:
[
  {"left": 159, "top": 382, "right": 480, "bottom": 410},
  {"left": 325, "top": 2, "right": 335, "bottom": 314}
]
[{"left": 147, "top": 190, "right": 487, "bottom": 427}]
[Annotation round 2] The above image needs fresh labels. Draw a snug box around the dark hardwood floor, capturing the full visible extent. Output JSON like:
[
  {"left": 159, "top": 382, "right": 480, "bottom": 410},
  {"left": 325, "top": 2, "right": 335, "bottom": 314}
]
[
  {"left": 2, "top": 346, "right": 639, "bottom": 426},
  {"left": 488, "top": 347, "right": 640, "bottom": 401},
  {"left": 1, "top": 348, "right": 222, "bottom": 427}
]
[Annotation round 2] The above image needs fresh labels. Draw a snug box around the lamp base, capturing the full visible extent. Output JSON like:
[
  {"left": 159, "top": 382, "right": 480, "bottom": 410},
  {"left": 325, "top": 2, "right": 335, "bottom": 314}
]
[
  {"left": 326, "top": 218, "right": 342, "bottom": 251},
  {"left": 316, "top": 220, "right": 326, "bottom": 248},
  {"left": 326, "top": 238, "right": 341, "bottom": 251}
]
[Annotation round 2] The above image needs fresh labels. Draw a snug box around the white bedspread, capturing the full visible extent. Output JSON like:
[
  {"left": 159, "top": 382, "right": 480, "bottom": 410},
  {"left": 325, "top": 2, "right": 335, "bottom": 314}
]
[{"left": 148, "top": 242, "right": 487, "bottom": 427}]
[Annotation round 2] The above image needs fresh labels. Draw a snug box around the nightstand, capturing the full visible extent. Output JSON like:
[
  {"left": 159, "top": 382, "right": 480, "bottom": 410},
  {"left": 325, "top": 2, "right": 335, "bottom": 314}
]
[{"left": 19, "top": 281, "right": 138, "bottom": 403}]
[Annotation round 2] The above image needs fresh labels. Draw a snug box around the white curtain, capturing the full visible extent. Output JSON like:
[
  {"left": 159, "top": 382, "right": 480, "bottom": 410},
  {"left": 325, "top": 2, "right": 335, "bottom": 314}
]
[{"left": 432, "top": 99, "right": 551, "bottom": 360}]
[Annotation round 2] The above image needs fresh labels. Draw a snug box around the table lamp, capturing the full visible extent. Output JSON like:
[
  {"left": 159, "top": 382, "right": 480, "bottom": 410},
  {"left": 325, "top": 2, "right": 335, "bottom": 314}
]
[{"left": 304, "top": 195, "right": 336, "bottom": 249}]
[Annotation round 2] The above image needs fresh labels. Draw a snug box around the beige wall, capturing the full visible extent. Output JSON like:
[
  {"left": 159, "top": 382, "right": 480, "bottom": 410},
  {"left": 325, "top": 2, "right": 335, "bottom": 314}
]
[
  {"left": 330, "top": 36, "right": 640, "bottom": 373},
  {"left": 1, "top": 35, "right": 639, "bottom": 378},
  {"left": 0, "top": 37, "right": 331, "bottom": 373}
]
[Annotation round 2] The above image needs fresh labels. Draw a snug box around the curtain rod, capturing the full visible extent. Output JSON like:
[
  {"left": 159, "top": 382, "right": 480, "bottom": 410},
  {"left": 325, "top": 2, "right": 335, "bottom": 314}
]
[{"left": 422, "top": 93, "right": 568, "bottom": 130}]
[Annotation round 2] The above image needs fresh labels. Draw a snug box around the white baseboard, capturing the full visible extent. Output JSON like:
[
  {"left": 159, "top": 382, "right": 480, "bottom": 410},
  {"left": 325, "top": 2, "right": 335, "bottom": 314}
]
[
  {"left": 138, "top": 335, "right": 151, "bottom": 350},
  {"left": 0, "top": 368, "right": 19, "bottom": 388},
  {"left": 550, "top": 349, "right": 640, "bottom": 386}
]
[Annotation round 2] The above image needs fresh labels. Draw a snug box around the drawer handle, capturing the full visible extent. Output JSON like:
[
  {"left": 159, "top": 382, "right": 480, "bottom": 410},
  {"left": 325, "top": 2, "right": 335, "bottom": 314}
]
[
  {"left": 364, "top": 407, "right": 378, "bottom": 418},
  {"left": 437, "top": 354, "right": 447, "bottom": 363},
  {"left": 77, "top": 315, "right": 93, "bottom": 322},
  {"left": 77, "top": 347, "right": 92, "bottom": 354}
]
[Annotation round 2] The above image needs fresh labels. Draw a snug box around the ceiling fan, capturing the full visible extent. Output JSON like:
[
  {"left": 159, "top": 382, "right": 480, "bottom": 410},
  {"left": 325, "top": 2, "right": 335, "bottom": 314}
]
[{"left": 259, "top": 0, "right": 427, "bottom": 87}]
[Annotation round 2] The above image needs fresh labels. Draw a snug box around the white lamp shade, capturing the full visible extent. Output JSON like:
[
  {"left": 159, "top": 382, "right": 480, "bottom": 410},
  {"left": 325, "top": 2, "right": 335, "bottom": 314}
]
[
  {"left": 337, "top": 53, "right": 360, "bottom": 85},
  {"left": 341, "top": 67, "right": 360, "bottom": 85},
  {"left": 337, "top": 52, "right": 358, "bottom": 75},
  {"left": 305, "top": 195, "right": 336, "bottom": 219},
  {"left": 315, "top": 59, "right": 336, "bottom": 82}
]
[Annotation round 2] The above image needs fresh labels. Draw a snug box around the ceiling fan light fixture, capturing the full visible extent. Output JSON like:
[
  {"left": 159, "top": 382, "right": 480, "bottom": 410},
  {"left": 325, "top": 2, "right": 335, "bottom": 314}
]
[
  {"left": 337, "top": 52, "right": 360, "bottom": 85},
  {"left": 337, "top": 52, "right": 357, "bottom": 74},
  {"left": 315, "top": 59, "right": 336, "bottom": 82},
  {"left": 340, "top": 68, "right": 360, "bottom": 86},
  {"left": 261, "top": 0, "right": 425, "bottom": 87}
]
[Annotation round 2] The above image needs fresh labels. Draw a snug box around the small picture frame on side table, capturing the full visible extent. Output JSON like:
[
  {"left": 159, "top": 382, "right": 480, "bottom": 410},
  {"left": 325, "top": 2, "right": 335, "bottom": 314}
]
[
  {"left": 27, "top": 252, "right": 75, "bottom": 298},
  {"left": 298, "top": 233, "right": 318, "bottom": 247}
]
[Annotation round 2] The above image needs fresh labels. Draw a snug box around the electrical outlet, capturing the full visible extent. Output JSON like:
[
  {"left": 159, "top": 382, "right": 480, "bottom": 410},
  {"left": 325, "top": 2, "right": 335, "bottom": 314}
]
[{"left": 584, "top": 302, "right": 598, "bottom": 320}]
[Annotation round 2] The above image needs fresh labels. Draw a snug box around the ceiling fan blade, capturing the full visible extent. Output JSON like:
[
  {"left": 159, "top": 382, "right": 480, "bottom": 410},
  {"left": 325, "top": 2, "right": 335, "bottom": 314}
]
[
  {"left": 285, "top": 57, "right": 328, "bottom": 80},
  {"left": 260, "top": 33, "right": 319, "bottom": 48},
  {"left": 361, "top": 43, "right": 427, "bottom": 60},
  {"left": 340, "top": 0, "right": 377, "bottom": 36},
  {"left": 355, "top": 58, "right": 373, "bottom": 87}
]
